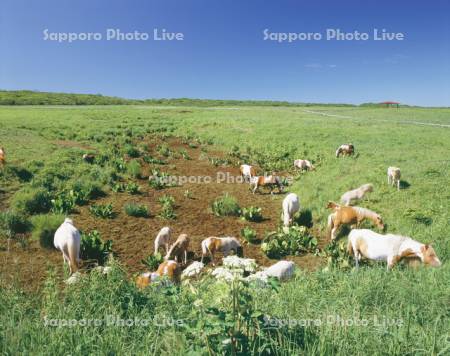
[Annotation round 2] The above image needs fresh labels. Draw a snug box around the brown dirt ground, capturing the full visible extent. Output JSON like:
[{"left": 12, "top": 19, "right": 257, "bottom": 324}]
[{"left": 0, "top": 138, "right": 326, "bottom": 291}]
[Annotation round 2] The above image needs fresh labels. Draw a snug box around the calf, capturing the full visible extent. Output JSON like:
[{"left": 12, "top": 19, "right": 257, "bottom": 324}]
[
  {"left": 340, "top": 183, "right": 373, "bottom": 206},
  {"left": 0, "top": 147, "right": 5, "bottom": 166},
  {"left": 165, "top": 233, "right": 189, "bottom": 264},
  {"left": 201, "top": 237, "right": 242, "bottom": 265},
  {"left": 335, "top": 144, "right": 355, "bottom": 157},
  {"left": 136, "top": 260, "right": 181, "bottom": 288},
  {"left": 154, "top": 226, "right": 171, "bottom": 255},
  {"left": 240, "top": 164, "right": 256, "bottom": 182},
  {"left": 53, "top": 218, "right": 81, "bottom": 275},
  {"left": 293, "top": 159, "right": 314, "bottom": 171},
  {"left": 348, "top": 229, "right": 441, "bottom": 269},
  {"left": 250, "top": 175, "right": 283, "bottom": 194},
  {"left": 281, "top": 193, "right": 300, "bottom": 227},
  {"left": 387, "top": 167, "right": 401, "bottom": 190}
]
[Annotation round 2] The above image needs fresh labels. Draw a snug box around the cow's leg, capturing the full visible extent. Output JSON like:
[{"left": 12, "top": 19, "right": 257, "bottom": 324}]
[
  {"left": 397, "top": 180, "right": 400, "bottom": 191},
  {"left": 184, "top": 250, "right": 188, "bottom": 265}
]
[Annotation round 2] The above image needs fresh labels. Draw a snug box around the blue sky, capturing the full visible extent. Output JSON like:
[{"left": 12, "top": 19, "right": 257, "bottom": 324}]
[{"left": 1, "top": 0, "right": 449, "bottom": 106}]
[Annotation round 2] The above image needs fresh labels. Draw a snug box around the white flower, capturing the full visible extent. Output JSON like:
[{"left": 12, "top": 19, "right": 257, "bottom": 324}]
[
  {"left": 223, "top": 256, "right": 257, "bottom": 273},
  {"left": 211, "top": 267, "right": 239, "bottom": 282},
  {"left": 182, "top": 261, "right": 205, "bottom": 278}
]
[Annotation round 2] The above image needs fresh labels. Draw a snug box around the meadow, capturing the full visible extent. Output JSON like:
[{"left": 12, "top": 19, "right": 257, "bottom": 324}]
[{"left": 0, "top": 104, "right": 449, "bottom": 355}]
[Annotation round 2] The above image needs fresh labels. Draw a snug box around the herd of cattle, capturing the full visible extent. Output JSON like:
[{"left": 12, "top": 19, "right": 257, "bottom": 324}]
[{"left": 2, "top": 142, "right": 441, "bottom": 287}]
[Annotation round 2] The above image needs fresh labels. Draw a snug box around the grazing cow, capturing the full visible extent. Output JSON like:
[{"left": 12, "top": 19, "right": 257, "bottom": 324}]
[
  {"left": 82, "top": 153, "right": 95, "bottom": 163},
  {"left": 53, "top": 218, "right": 81, "bottom": 275},
  {"left": 387, "top": 167, "right": 401, "bottom": 190},
  {"left": 0, "top": 147, "right": 5, "bottom": 166},
  {"left": 340, "top": 183, "right": 373, "bottom": 206},
  {"left": 348, "top": 229, "right": 441, "bottom": 269},
  {"left": 335, "top": 144, "right": 355, "bottom": 157},
  {"left": 250, "top": 175, "right": 284, "bottom": 194},
  {"left": 293, "top": 159, "right": 314, "bottom": 171},
  {"left": 326, "top": 202, "right": 384, "bottom": 240},
  {"left": 240, "top": 164, "right": 256, "bottom": 182},
  {"left": 165, "top": 234, "right": 189, "bottom": 265},
  {"left": 136, "top": 260, "right": 181, "bottom": 288},
  {"left": 264, "top": 260, "right": 296, "bottom": 280},
  {"left": 281, "top": 193, "right": 300, "bottom": 227},
  {"left": 201, "top": 237, "right": 242, "bottom": 265},
  {"left": 154, "top": 226, "right": 171, "bottom": 255}
]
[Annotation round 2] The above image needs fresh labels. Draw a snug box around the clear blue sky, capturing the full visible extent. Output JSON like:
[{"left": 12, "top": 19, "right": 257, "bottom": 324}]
[{"left": 1, "top": 0, "right": 449, "bottom": 106}]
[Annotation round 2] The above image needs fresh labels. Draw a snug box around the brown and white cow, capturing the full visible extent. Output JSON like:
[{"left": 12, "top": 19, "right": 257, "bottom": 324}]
[
  {"left": 250, "top": 175, "right": 284, "bottom": 194},
  {"left": 348, "top": 229, "right": 441, "bottom": 269}
]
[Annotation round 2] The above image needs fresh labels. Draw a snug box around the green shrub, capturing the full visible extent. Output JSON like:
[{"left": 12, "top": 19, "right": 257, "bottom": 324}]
[
  {"left": 11, "top": 187, "right": 52, "bottom": 215},
  {"left": 0, "top": 210, "right": 31, "bottom": 239},
  {"left": 158, "top": 195, "right": 176, "bottom": 220},
  {"left": 124, "top": 144, "right": 140, "bottom": 158},
  {"left": 51, "top": 192, "right": 76, "bottom": 214},
  {"left": 261, "top": 225, "right": 317, "bottom": 258},
  {"left": 70, "top": 180, "right": 105, "bottom": 203},
  {"left": 30, "top": 214, "right": 65, "bottom": 248},
  {"left": 89, "top": 203, "right": 115, "bottom": 219},
  {"left": 127, "top": 160, "right": 141, "bottom": 179},
  {"left": 156, "top": 144, "right": 172, "bottom": 157},
  {"left": 125, "top": 182, "right": 140, "bottom": 194},
  {"left": 240, "top": 226, "right": 258, "bottom": 243},
  {"left": 184, "top": 190, "right": 194, "bottom": 199},
  {"left": 240, "top": 206, "right": 263, "bottom": 222},
  {"left": 143, "top": 155, "right": 166, "bottom": 165},
  {"left": 148, "top": 169, "right": 172, "bottom": 189},
  {"left": 80, "top": 230, "right": 113, "bottom": 265},
  {"left": 211, "top": 193, "right": 241, "bottom": 217},
  {"left": 124, "top": 203, "right": 149, "bottom": 217},
  {"left": 111, "top": 182, "right": 126, "bottom": 193},
  {"left": 141, "top": 252, "right": 163, "bottom": 270}
]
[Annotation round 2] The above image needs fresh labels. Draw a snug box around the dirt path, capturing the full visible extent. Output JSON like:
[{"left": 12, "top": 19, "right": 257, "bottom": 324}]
[{"left": 302, "top": 109, "right": 450, "bottom": 128}]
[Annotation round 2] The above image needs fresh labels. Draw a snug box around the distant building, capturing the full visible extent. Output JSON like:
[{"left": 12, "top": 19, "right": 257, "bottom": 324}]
[{"left": 380, "top": 101, "right": 399, "bottom": 108}]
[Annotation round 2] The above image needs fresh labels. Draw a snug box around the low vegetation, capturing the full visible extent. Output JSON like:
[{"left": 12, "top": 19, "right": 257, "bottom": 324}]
[
  {"left": 89, "top": 203, "right": 115, "bottom": 219},
  {"left": 211, "top": 193, "right": 241, "bottom": 217},
  {"left": 80, "top": 230, "right": 113, "bottom": 265},
  {"left": 124, "top": 203, "right": 149, "bottom": 218},
  {"left": 261, "top": 226, "right": 318, "bottom": 258},
  {"left": 30, "top": 214, "right": 65, "bottom": 249}
]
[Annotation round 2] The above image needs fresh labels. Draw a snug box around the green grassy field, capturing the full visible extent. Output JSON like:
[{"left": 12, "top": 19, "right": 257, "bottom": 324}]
[{"left": 0, "top": 105, "right": 449, "bottom": 355}]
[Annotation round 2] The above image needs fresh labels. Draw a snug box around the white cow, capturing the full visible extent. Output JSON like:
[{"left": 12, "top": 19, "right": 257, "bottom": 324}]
[
  {"left": 54, "top": 218, "right": 81, "bottom": 275},
  {"left": 281, "top": 193, "right": 300, "bottom": 227},
  {"left": 240, "top": 164, "right": 256, "bottom": 182}
]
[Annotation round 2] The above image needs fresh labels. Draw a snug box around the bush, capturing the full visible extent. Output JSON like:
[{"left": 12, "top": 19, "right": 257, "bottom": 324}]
[
  {"left": 127, "top": 160, "right": 141, "bottom": 179},
  {"left": 141, "top": 252, "right": 163, "bottom": 270},
  {"left": 211, "top": 193, "right": 241, "bottom": 217},
  {"left": 51, "top": 192, "right": 76, "bottom": 214},
  {"left": 261, "top": 225, "right": 317, "bottom": 258},
  {"left": 11, "top": 187, "right": 52, "bottom": 215},
  {"left": 80, "top": 230, "right": 113, "bottom": 265},
  {"left": 143, "top": 155, "right": 166, "bottom": 165},
  {"left": 124, "top": 145, "right": 140, "bottom": 158},
  {"left": 124, "top": 203, "right": 149, "bottom": 218},
  {"left": 240, "top": 206, "right": 263, "bottom": 222},
  {"left": 240, "top": 226, "right": 257, "bottom": 243},
  {"left": 30, "top": 214, "right": 65, "bottom": 248},
  {"left": 158, "top": 195, "right": 176, "bottom": 220},
  {"left": 89, "top": 203, "right": 115, "bottom": 219},
  {"left": 125, "top": 182, "right": 140, "bottom": 194},
  {"left": 0, "top": 210, "right": 31, "bottom": 239},
  {"left": 70, "top": 180, "right": 105, "bottom": 204}
]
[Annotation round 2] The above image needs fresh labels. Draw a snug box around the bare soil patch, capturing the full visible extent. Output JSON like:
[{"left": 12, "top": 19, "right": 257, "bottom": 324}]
[{"left": 0, "top": 138, "right": 325, "bottom": 290}]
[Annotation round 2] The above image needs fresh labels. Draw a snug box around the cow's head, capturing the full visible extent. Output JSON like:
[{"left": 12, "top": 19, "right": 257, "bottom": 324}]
[{"left": 420, "top": 244, "right": 441, "bottom": 267}]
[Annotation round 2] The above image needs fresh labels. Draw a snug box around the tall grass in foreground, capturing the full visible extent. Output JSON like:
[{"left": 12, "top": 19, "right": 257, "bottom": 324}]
[{"left": 0, "top": 261, "right": 448, "bottom": 355}]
